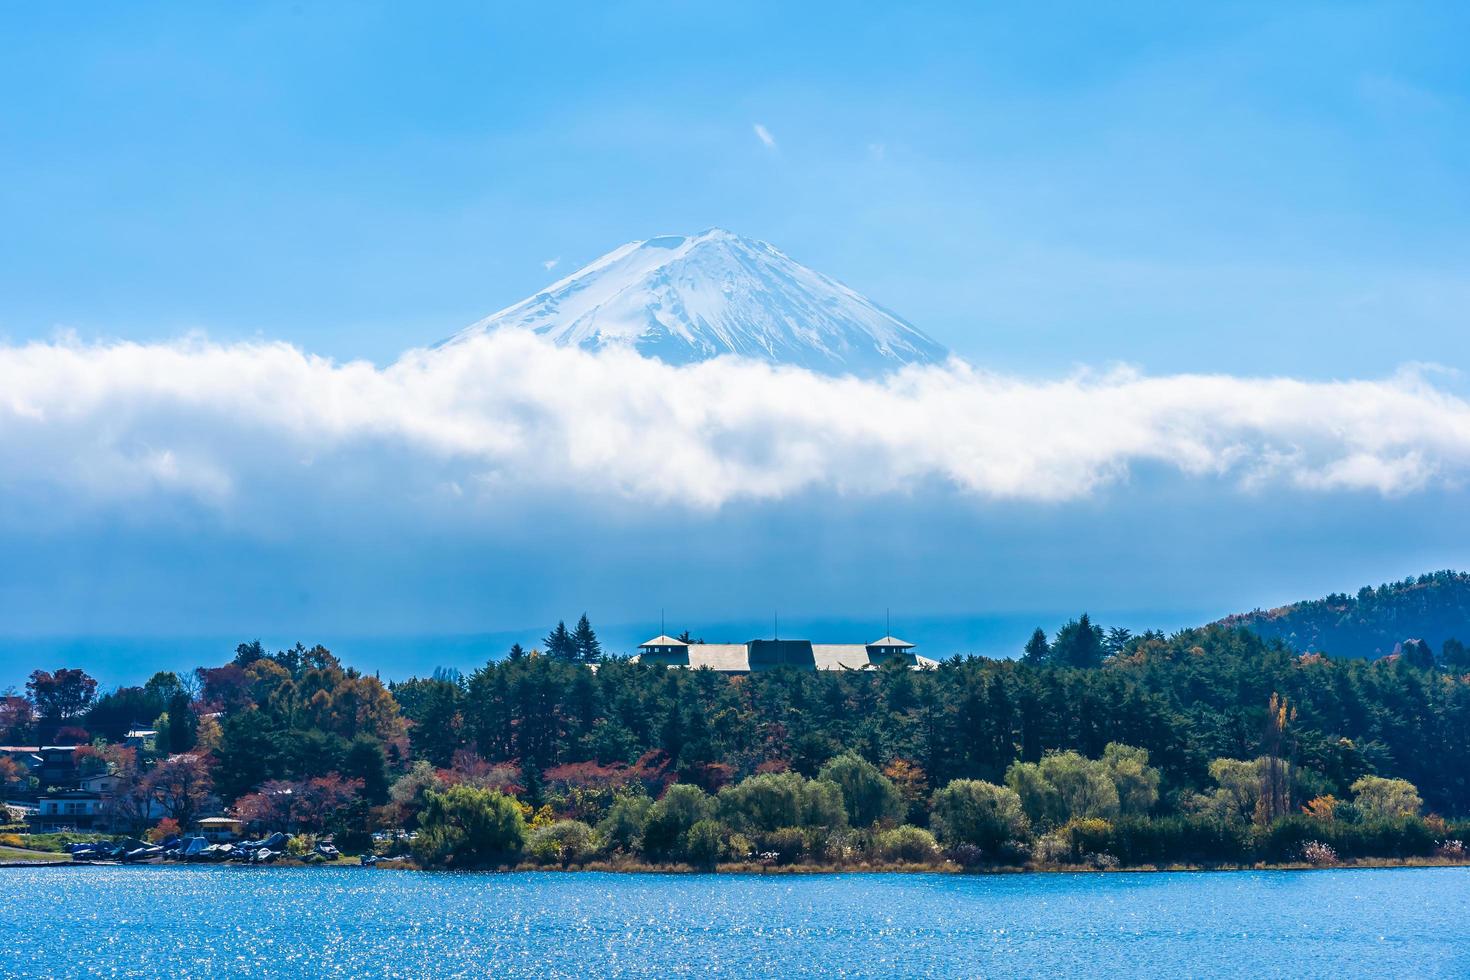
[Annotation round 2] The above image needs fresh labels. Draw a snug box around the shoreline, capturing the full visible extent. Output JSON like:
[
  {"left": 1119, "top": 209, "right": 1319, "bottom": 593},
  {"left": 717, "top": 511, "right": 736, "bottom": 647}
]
[{"left": 8, "top": 855, "right": 1468, "bottom": 875}]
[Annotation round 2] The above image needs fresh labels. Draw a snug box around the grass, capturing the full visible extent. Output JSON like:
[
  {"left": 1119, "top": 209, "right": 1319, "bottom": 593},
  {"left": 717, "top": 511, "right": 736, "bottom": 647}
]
[{"left": 0, "top": 845, "right": 71, "bottom": 863}]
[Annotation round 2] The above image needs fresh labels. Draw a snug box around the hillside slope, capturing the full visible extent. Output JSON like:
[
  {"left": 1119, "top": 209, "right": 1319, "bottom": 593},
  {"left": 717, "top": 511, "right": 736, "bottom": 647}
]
[{"left": 1219, "top": 570, "right": 1470, "bottom": 659}]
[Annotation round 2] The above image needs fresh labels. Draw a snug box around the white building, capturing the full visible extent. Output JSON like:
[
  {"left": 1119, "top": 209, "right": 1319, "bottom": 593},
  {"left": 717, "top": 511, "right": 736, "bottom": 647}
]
[{"left": 635, "top": 635, "right": 937, "bottom": 672}]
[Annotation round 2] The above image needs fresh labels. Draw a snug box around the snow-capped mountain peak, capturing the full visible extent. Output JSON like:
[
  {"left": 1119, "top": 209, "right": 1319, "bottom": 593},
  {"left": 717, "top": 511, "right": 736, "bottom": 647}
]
[{"left": 449, "top": 229, "right": 947, "bottom": 375}]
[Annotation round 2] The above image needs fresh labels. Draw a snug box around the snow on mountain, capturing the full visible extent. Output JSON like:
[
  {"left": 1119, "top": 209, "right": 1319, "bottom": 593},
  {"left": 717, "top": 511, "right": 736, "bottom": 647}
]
[{"left": 449, "top": 229, "right": 948, "bottom": 375}]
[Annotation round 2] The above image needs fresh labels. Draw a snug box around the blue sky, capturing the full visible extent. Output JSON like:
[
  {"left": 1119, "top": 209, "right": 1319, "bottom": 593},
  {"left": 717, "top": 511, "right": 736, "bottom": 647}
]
[
  {"left": 3, "top": 2, "right": 1470, "bottom": 684},
  {"left": 4, "top": 1, "right": 1467, "bottom": 372}
]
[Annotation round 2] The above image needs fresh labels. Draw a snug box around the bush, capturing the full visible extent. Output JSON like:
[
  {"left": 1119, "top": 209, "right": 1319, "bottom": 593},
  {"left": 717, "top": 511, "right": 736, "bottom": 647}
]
[
  {"left": 1301, "top": 840, "right": 1338, "bottom": 866},
  {"left": 1351, "top": 776, "right": 1422, "bottom": 822},
  {"left": 1031, "top": 831, "right": 1071, "bottom": 866},
  {"left": 818, "top": 753, "right": 903, "bottom": 828},
  {"left": 1065, "top": 817, "right": 1114, "bottom": 858},
  {"left": 682, "top": 819, "right": 724, "bottom": 869},
  {"left": 717, "top": 773, "right": 846, "bottom": 835},
  {"left": 1101, "top": 816, "right": 1249, "bottom": 866},
  {"left": 596, "top": 795, "right": 652, "bottom": 854},
  {"left": 727, "top": 832, "right": 755, "bottom": 861},
  {"left": 874, "top": 825, "right": 940, "bottom": 863},
  {"left": 411, "top": 785, "right": 526, "bottom": 868},
  {"left": 930, "top": 779, "right": 1030, "bottom": 854},
  {"left": 286, "top": 834, "right": 316, "bottom": 857},
  {"left": 641, "top": 785, "right": 713, "bottom": 860},
  {"left": 1253, "top": 815, "right": 1437, "bottom": 863},
  {"left": 526, "top": 820, "right": 597, "bottom": 867},
  {"left": 762, "top": 827, "right": 806, "bottom": 865}
]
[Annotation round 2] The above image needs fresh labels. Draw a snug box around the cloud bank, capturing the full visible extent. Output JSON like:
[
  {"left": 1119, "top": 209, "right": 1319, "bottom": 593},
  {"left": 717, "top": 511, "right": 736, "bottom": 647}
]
[{"left": 2, "top": 330, "right": 1468, "bottom": 516}]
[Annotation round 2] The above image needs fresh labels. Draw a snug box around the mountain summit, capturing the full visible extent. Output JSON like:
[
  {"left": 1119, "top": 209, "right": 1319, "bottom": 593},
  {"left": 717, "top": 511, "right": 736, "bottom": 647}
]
[{"left": 451, "top": 229, "right": 947, "bottom": 375}]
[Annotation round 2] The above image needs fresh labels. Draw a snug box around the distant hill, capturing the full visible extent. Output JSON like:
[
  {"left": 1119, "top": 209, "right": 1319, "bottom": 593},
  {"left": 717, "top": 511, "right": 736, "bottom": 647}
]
[{"left": 1219, "top": 570, "right": 1470, "bottom": 659}]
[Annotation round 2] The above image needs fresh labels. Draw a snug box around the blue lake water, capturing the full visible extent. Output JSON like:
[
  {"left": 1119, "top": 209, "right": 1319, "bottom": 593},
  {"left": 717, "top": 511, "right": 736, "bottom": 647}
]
[{"left": 5, "top": 866, "right": 1468, "bottom": 977}]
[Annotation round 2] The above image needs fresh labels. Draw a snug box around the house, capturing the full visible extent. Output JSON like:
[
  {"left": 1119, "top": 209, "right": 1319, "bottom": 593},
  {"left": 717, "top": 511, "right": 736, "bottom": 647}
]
[
  {"left": 79, "top": 772, "right": 122, "bottom": 796},
  {"left": 196, "top": 816, "right": 244, "bottom": 842},
  {"left": 635, "top": 634, "right": 938, "bottom": 672},
  {"left": 31, "top": 789, "right": 105, "bottom": 830},
  {"left": 124, "top": 728, "right": 158, "bottom": 751},
  {"left": 33, "top": 746, "right": 79, "bottom": 789}
]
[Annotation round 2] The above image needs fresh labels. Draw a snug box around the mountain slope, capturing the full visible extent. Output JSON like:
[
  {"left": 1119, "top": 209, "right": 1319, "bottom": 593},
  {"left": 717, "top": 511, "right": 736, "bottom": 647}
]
[
  {"left": 1219, "top": 570, "right": 1470, "bottom": 659},
  {"left": 449, "top": 229, "right": 948, "bottom": 375}
]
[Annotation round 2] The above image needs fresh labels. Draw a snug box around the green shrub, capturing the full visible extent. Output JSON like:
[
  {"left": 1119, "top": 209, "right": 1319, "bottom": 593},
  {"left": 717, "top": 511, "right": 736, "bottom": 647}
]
[
  {"left": 641, "top": 785, "right": 713, "bottom": 860},
  {"left": 717, "top": 773, "right": 847, "bottom": 834},
  {"left": 874, "top": 825, "right": 940, "bottom": 863},
  {"left": 411, "top": 785, "right": 526, "bottom": 868},
  {"left": 818, "top": 753, "right": 903, "bottom": 828},
  {"left": 526, "top": 819, "right": 597, "bottom": 867},
  {"left": 1350, "top": 777, "right": 1423, "bottom": 822},
  {"left": 595, "top": 795, "right": 652, "bottom": 854},
  {"left": 762, "top": 827, "right": 806, "bottom": 865},
  {"left": 930, "top": 779, "right": 1030, "bottom": 853},
  {"left": 682, "top": 819, "right": 724, "bottom": 869}
]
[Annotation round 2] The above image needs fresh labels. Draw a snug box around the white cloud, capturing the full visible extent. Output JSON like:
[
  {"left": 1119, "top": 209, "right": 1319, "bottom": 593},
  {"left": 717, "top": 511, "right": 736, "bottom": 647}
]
[
  {"left": 542, "top": 257, "right": 560, "bottom": 271},
  {"left": 2, "top": 332, "right": 1469, "bottom": 516},
  {"left": 753, "top": 123, "right": 776, "bottom": 149}
]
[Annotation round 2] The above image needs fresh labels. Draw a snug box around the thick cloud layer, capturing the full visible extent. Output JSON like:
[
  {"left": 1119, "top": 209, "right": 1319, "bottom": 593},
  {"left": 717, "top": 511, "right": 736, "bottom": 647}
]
[{"left": 3, "top": 330, "right": 1468, "bottom": 515}]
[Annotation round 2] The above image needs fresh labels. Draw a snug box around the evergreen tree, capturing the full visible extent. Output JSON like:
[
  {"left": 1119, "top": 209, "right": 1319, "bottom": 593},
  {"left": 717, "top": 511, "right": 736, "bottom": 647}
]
[
  {"left": 544, "top": 621, "right": 577, "bottom": 662},
  {"left": 507, "top": 643, "right": 527, "bottom": 661},
  {"left": 1051, "top": 614, "right": 1106, "bottom": 669},
  {"left": 1023, "top": 628, "right": 1050, "bottom": 664},
  {"left": 1443, "top": 637, "right": 1470, "bottom": 670},
  {"left": 165, "top": 691, "right": 197, "bottom": 754},
  {"left": 1105, "top": 627, "right": 1133, "bottom": 656},
  {"left": 572, "top": 614, "right": 602, "bottom": 664},
  {"left": 1401, "top": 639, "right": 1435, "bottom": 670}
]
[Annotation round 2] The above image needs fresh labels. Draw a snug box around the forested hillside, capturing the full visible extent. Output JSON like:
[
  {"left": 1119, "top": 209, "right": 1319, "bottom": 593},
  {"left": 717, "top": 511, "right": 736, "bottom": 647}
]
[
  {"left": 6, "top": 617, "right": 1470, "bottom": 870},
  {"left": 1220, "top": 570, "right": 1470, "bottom": 661}
]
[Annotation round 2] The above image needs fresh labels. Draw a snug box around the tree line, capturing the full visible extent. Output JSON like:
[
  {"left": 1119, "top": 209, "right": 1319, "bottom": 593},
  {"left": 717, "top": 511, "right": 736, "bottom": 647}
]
[{"left": 4, "top": 614, "right": 1470, "bottom": 869}]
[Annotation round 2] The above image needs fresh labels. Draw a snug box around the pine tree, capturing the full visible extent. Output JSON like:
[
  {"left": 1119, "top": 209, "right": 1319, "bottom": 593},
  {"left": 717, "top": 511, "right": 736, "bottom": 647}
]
[
  {"left": 572, "top": 613, "right": 602, "bottom": 664},
  {"left": 1023, "top": 628, "right": 1050, "bottom": 664},
  {"left": 1105, "top": 627, "right": 1133, "bottom": 656},
  {"left": 543, "top": 621, "right": 576, "bottom": 661},
  {"left": 1052, "top": 613, "right": 1105, "bottom": 669},
  {"left": 507, "top": 643, "right": 526, "bottom": 661}
]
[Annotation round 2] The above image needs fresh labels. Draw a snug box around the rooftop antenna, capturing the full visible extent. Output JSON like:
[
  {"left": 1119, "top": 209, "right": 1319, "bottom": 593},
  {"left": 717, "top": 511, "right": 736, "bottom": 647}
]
[
  {"left": 774, "top": 610, "right": 779, "bottom": 641},
  {"left": 661, "top": 608, "right": 665, "bottom": 638},
  {"left": 886, "top": 607, "right": 891, "bottom": 638}
]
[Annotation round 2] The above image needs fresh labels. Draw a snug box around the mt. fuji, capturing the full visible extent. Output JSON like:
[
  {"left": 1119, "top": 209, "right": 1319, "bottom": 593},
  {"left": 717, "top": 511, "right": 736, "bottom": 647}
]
[{"left": 449, "top": 229, "right": 947, "bottom": 375}]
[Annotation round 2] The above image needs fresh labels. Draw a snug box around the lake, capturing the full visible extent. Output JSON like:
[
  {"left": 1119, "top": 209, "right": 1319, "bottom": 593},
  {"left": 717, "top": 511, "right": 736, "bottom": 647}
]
[{"left": 5, "top": 866, "right": 1468, "bottom": 977}]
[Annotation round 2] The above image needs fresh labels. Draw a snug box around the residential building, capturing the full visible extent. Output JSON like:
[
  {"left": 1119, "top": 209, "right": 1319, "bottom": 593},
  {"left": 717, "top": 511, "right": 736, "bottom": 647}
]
[{"left": 635, "top": 634, "right": 937, "bottom": 672}]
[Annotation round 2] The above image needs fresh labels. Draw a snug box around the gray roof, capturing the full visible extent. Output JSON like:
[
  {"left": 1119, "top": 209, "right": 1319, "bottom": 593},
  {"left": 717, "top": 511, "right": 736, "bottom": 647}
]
[{"left": 634, "top": 637, "right": 935, "bottom": 672}]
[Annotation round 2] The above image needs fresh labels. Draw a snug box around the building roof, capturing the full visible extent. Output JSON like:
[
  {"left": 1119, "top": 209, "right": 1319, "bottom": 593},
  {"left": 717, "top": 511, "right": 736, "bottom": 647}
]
[
  {"left": 867, "top": 635, "right": 915, "bottom": 649},
  {"left": 635, "top": 637, "right": 936, "bottom": 672},
  {"left": 38, "top": 790, "right": 103, "bottom": 800},
  {"left": 638, "top": 635, "right": 689, "bottom": 648},
  {"left": 198, "top": 816, "right": 243, "bottom": 825}
]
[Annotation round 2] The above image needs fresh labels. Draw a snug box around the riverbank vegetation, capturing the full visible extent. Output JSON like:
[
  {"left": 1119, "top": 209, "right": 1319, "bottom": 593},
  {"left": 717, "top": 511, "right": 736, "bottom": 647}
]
[{"left": 5, "top": 618, "right": 1470, "bottom": 872}]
